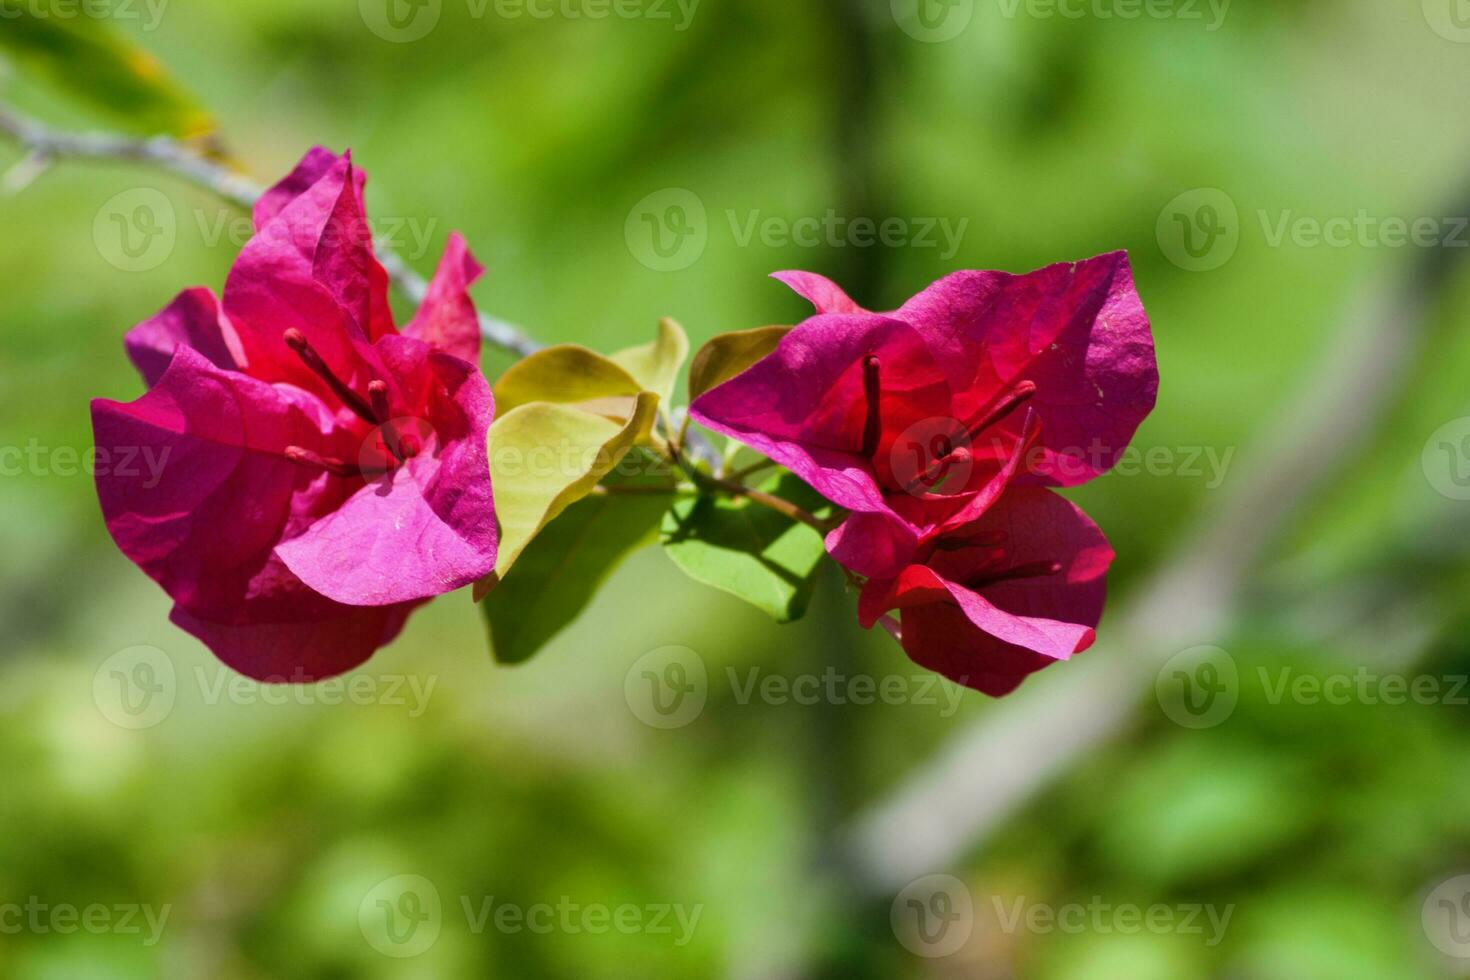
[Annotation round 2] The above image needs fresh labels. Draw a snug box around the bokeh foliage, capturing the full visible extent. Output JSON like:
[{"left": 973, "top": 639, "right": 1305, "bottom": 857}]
[{"left": 2, "top": 0, "right": 1470, "bottom": 976}]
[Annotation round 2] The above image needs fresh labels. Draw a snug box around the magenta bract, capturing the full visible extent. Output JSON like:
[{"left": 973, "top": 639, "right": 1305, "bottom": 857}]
[{"left": 92, "top": 149, "right": 498, "bottom": 681}]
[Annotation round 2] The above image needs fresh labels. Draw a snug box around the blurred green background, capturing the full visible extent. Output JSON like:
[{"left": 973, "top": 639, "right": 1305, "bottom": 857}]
[{"left": 5, "top": 0, "right": 1470, "bottom": 976}]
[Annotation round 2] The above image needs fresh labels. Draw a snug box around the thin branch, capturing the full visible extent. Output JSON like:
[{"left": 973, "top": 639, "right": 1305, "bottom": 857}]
[
  {"left": 0, "top": 103, "right": 539, "bottom": 356},
  {"left": 842, "top": 180, "right": 1470, "bottom": 895}
]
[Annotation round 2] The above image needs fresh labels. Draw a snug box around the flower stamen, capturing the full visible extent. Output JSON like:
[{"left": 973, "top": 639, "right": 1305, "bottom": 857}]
[
  {"left": 283, "top": 328, "right": 379, "bottom": 426},
  {"left": 965, "top": 380, "right": 1037, "bottom": 441},
  {"left": 284, "top": 445, "right": 362, "bottom": 479}
]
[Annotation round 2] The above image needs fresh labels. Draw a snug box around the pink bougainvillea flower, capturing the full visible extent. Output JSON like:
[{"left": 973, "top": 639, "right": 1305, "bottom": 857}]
[
  {"left": 856, "top": 487, "right": 1114, "bottom": 696},
  {"left": 693, "top": 253, "right": 1155, "bottom": 694},
  {"left": 92, "top": 148, "right": 498, "bottom": 681},
  {"left": 691, "top": 252, "right": 1157, "bottom": 548}
]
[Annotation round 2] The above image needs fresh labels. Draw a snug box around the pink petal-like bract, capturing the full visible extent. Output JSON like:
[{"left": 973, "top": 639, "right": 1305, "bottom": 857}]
[
  {"left": 694, "top": 254, "right": 1155, "bottom": 696},
  {"left": 92, "top": 148, "right": 497, "bottom": 681}
]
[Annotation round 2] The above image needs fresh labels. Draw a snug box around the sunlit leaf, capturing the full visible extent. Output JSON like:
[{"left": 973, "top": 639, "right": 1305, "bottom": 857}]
[
  {"left": 481, "top": 392, "right": 658, "bottom": 584},
  {"left": 687, "top": 324, "right": 789, "bottom": 400},
  {"left": 493, "top": 344, "right": 644, "bottom": 417},
  {"left": 611, "top": 317, "right": 689, "bottom": 408},
  {"left": 660, "top": 472, "right": 831, "bottom": 623}
]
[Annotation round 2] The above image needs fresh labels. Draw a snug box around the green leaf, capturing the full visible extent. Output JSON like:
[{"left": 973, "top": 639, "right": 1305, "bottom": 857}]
[
  {"left": 493, "top": 344, "right": 644, "bottom": 417},
  {"left": 660, "top": 473, "right": 831, "bottom": 623},
  {"left": 482, "top": 393, "right": 658, "bottom": 583},
  {"left": 611, "top": 317, "right": 689, "bottom": 408},
  {"left": 481, "top": 486, "right": 674, "bottom": 664},
  {"left": 0, "top": 3, "right": 212, "bottom": 138},
  {"left": 687, "top": 325, "right": 790, "bottom": 400}
]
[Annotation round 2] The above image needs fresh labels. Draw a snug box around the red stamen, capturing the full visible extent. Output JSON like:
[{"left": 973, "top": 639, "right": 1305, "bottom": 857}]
[
  {"left": 367, "top": 380, "right": 392, "bottom": 424},
  {"left": 283, "top": 329, "right": 379, "bottom": 426},
  {"left": 860, "top": 354, "right": 882, "bottom": 458},
  {"left": 965, "top": 380, "right": 1037, "bottom": 440},
  {"left": 906, "top": 444, "right": 972, "bottom": 495},
  {"left": 284, "top": 445, "right": 361, "bottom": 479},
  {"left": 397, "top": 433, "right": 421, "bottom": 459}
]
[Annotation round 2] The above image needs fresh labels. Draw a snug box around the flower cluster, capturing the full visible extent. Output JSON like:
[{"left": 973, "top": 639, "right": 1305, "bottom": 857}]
[
  {"left": 92, "top": 149, "right": 498, "bottom": 681},
  {"left": 91, "top": 149, "right": 1157, "bottom": 700},
  {"left": 692, "top": 255, "right": 1157, "bottom": 695}
]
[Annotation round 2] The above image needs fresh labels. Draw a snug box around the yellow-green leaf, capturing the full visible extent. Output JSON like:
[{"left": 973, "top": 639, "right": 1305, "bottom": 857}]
[
  {"left": 484, "top": 392, "right": 658, "bottom": 581},
  {"left": 687, "top": 325, "right": 790, "bottom": 400},
  {"left": 611, "top": 317, "right": 690, "bottom": 407},
  {"left": 493, "top": 345, "right": 644, "bottom": 417}
]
